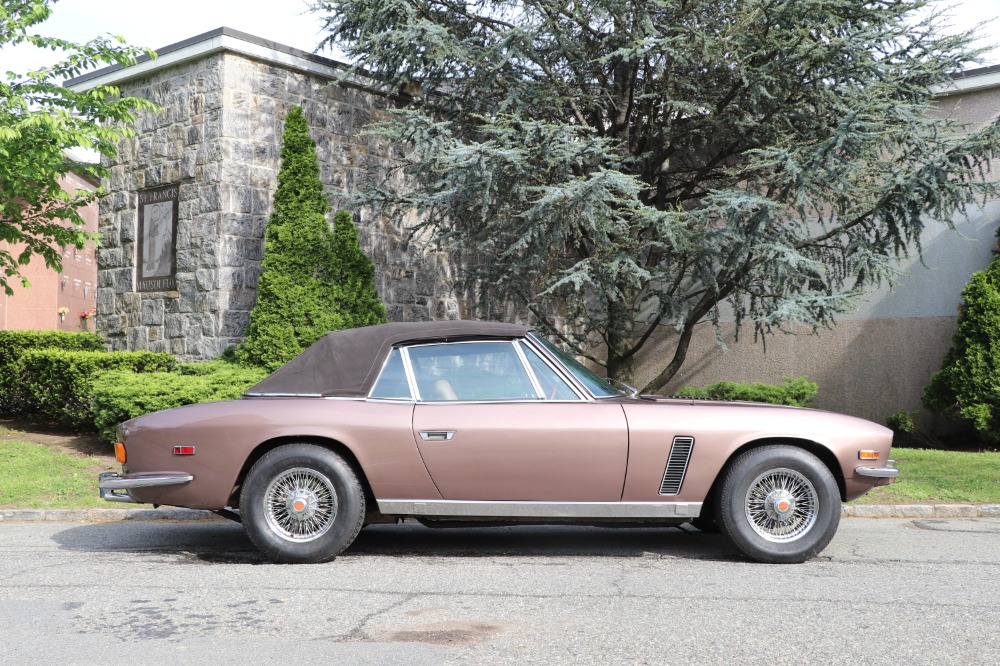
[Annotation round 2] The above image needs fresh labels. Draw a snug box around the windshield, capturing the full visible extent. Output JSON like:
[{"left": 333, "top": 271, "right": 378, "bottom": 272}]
[{"left": 530, "top": 334, "right": 624, "bottom": 398}]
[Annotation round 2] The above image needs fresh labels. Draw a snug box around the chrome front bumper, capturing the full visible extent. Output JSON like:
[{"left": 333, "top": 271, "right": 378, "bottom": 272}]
[
  {"left": 855, "top": 459, "right": 899, "bottom": 485},
  {"left": 98, "top": 471, "right": 194, "bottom": 503}
]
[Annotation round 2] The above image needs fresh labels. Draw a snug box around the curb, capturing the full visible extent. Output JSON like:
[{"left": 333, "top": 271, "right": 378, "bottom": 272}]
[
  {"left": 0, "top": 505, "right": 999, "bottom": 523},
  {"left": 841, "top": 504, "right": 1000, "bottom": 518}
]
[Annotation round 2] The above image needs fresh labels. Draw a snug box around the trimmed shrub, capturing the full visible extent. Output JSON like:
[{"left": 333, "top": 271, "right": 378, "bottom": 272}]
[
  {"left": 238, "top": 106, "right": 346, "bottom": 371},
  {"left": 924, "top": 246, "right": 1000, "bottom": 442},
  {"left": 16, "top": 350, "right": 175, "bottom": 429},
  {"left": 331, "top": 209, "right": 387, "bottom": 329},
  {"left": 238, "top": 108, "right": 386, "bottom": 372},
  {"left": 0, "top": 330, "right": 104, "bottom": 414},
  {"left": 886, "top": 410, "right": 916, "bottom": 434},
  {"left": 675, "top": 376, "right": 818, "bottom": 407},
  {"left": 91, "top": 361, "right": 268, "bottom": 444}
]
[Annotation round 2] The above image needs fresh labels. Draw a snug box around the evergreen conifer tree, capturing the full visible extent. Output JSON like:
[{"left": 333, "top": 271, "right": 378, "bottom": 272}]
[
  {"left": 314, "top": 0, "right": 1000, "bottom": 391},
  {"left": 331, "top": 210, "right": 387, "bottom": 328},
  {"left": 923, "top": 241, "right": 1000, "bottom": 442},
  {"left": 239, "top": 107, "right": 345, "bottom": 370}
]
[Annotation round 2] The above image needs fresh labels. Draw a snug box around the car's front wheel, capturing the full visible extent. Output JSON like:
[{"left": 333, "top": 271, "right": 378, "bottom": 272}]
[
  {"left": 715, "top": 445, "right": 840, "bottom": 563},
  {"left": 240, "top": 444, "right": 365, "bottom": 564}
]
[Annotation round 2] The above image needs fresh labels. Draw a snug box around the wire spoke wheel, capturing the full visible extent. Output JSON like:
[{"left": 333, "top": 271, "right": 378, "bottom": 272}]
[
  {"left": 717, "top": 446, "right": 840, "bottom": 563},
  {"left": 744, "top": 467, "right": 818, "bottom": 543},
  {"left": 262, "top": 467, "right": 338, "bottom": 543}
]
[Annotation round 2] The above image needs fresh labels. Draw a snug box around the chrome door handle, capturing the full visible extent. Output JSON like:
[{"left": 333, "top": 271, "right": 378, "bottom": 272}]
[{"left": 419, "top": 431, "right": 456, "bottom": 441}]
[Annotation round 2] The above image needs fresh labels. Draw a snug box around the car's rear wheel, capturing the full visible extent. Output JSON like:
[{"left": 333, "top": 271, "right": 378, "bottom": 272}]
[
  {"left": 715, "top": 445, "right": 840, "bottom": 563},
  {"left": 240, "top": 444, "right": 365, "bottom": 564}
]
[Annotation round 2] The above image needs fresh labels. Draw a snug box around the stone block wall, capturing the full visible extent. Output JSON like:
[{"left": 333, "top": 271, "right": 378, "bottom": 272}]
[{"left": 97, "top": 48, "right": 460, "bottom": 360}]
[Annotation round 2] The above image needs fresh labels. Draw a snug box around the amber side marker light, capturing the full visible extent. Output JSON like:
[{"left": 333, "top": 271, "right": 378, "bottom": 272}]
[
  {"left": 858, "top": 450, "right": 880, "bottom": 460},
  {"left": 113, "top": 442, "right": 127, "bottom": 464},
  {"left": 173, "top": 446, "right": 196, "bottom": 456}
]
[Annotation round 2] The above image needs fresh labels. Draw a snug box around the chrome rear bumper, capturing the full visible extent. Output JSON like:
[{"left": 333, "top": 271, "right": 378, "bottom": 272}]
[{"left": 98, "top": 471, "right": 194, "bottom": 503}]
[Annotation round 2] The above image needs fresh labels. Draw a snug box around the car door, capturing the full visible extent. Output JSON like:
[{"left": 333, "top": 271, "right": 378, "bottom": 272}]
[{"left": 407, "top": 340, "right": 628, "bottom": 501}]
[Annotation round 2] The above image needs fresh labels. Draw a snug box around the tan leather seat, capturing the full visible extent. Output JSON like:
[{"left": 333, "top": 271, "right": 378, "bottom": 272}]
[{"left": 434, "top": 379, "right": 458, "bottom": 401}]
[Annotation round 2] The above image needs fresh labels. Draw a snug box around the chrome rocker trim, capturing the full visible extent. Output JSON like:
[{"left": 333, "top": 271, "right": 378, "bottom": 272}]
[
  {"left": 376, "top": 500, "right": 703, "bottom": 519},
  {"left": 99, "top": 471, "right": 194, "bottom": 503}
]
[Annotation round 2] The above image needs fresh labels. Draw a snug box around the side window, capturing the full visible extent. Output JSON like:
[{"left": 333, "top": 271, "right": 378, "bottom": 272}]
[
  {"left": 407, "top": 341, "right": 539, "bottom": 401},
  {"left": 518, "top": 341, "right": 580, "bottom": 401},
  {"left": 369, "top": 348, "right": 412, "bottom": 400}
]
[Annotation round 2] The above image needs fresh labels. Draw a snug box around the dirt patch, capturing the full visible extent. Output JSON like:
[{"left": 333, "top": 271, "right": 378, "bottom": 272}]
[
  {"left": 377, "top": 621, "right": 506, "bottom": 645},
  {"left": 0, "top": 417, "right": 114, "bottom": 463}
]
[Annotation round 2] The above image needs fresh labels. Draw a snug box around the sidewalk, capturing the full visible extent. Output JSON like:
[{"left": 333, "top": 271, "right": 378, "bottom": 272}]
[{"left": 2, "top": 504, "right": 999, "bottom": 522}]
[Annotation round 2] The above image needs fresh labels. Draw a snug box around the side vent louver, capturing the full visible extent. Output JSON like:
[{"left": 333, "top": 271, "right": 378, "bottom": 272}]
[{"left": 659, "top": 436, "right": 694, "bottom": 495}]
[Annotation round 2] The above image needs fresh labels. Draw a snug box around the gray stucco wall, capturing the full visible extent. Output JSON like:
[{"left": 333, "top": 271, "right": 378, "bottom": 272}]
[
  {"left": 96, "top": 48, "right": 459, "bottom": 359},
  {"left": 637, "top": 187, "right": 1000, "bottom": 425}
]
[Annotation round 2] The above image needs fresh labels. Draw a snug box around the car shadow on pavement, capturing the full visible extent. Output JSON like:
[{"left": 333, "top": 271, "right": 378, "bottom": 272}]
[{"left": 50, "top": 520, "right": 739, "bottom": 564}]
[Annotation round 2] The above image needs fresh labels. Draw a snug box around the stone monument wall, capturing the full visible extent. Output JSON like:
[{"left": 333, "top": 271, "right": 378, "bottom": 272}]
[{"left": 95, "top": 39, "right": 459, "bottom": 359}]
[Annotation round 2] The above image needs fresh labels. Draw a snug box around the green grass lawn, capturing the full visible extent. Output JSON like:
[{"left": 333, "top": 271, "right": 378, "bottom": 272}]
[
  {"left": 853, "top": 448, "right": 1000, "bottom": 504},
  {"left": 0, "top": 437, "right": 998, "bottom": 509},
  {"left": 0, "top": 440, "right": 116, "bottom": 509}
]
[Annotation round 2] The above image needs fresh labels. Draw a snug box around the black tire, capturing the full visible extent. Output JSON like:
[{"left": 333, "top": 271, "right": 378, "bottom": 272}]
[
  {"left": 240, "top": 444, "right": 365, "bottom": 564},
  {"left": 715, "top": 445, "right": 840, "bottom": 564}
]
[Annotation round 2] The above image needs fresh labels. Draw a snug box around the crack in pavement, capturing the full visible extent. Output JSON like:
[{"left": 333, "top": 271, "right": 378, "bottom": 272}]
[{"left": 320, "top": 592, "right": 419, "bottom": 643}]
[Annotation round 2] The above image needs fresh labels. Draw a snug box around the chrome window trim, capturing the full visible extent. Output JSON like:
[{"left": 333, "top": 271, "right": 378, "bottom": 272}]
[
  {"left": 403, "top": 339, "right": 542, "bottom": 404},
  {"left": 399, "top": 346, "right": 422, "bottom": 401},
  {"left": 523, "top": 333, "right": 597, "bottom": 401},
  {"left": 367, "top": 347, "right": 415, "bottom": 401},
  {"left": 376, "top": 499, "right": 703, "bottom": 519},
  {"left": 244, "top": 392, "right": 324, "bottom": 398},
  {"left": 411, "top": 398, "right": 587, "bottom": 405},
  {"left": 516, "top": 339, "right": 586, "bottom": 402},
  {"left": 511, "top": 339, "right": 545, "bottom": 400}
]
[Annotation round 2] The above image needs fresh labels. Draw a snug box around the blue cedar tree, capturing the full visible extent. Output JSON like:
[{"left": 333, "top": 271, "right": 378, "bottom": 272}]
[{"left": 313, "top": 0, "right": 1000, "bottom": 391}]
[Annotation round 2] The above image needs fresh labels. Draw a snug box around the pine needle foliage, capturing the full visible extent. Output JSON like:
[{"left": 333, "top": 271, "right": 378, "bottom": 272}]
[
  {"left": 240, "top": 108, "right": 386, "bottom": 371},
  {"left": 923, "top": 242, "right": 1000, "bottom": 442},
  {"left": 313, "top": 0, "right": 1000, "bottom": 391}
]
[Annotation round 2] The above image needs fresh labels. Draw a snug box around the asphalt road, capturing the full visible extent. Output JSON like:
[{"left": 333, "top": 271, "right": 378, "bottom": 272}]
[{"left": 0, "top": 517, "right": 997, "bottom": 665}]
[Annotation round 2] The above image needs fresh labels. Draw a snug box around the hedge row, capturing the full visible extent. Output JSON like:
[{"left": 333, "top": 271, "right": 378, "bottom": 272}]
[
  {"left": 675, "top": 376, "right": 818, "bottom": 407},
  {"left": 91, "top": 361, "right": 267, "bottom": 443},
  {"left": 16, "top": 349, "right": 176, "bottom": 429},
  {"left": 0, "top": 331, "right": 267, "bottom": 446},
  {"left": 0, "top": 331, "right": 104, "bottom": 414}
]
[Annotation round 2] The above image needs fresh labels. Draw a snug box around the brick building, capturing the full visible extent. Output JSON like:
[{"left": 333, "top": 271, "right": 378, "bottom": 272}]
[{"left": 0, "top": 168, "right": 99, "bottom": 332}]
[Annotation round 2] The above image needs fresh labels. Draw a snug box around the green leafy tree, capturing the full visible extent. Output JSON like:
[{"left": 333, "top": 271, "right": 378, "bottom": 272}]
[
  {"left": 923, "top": 244, "right": 1000, "bottom": 442},
  {"left": 313, "top": 0, "right": 1000, "bottom": 391},
  {"left": 239, "top": 108, "right": 386, "bottom": 371},
  {"left": 1, "top": 0, "right": 155, "bottom": 294}
]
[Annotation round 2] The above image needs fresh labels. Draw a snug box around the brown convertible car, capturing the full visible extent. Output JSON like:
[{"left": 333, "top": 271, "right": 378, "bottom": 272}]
[{"left": 99, "top": 321, "right": 898, "bottom": 564}]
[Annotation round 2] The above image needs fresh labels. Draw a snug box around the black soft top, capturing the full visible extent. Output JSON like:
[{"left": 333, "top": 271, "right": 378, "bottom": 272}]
[{"left": 245, "top": 320, "right": 531, "bottom": 397}]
